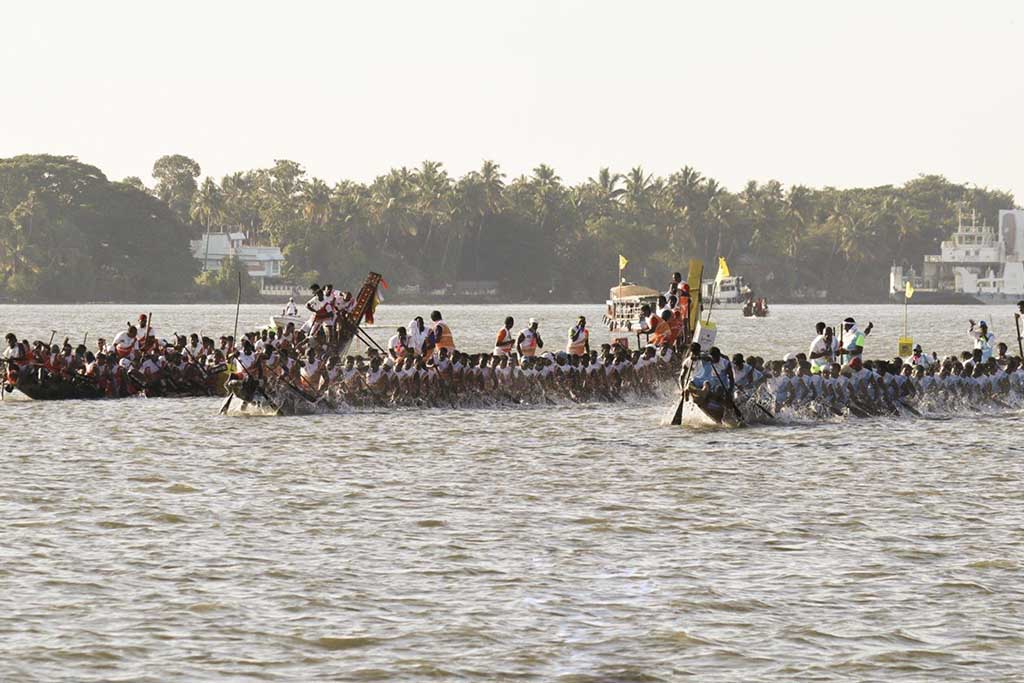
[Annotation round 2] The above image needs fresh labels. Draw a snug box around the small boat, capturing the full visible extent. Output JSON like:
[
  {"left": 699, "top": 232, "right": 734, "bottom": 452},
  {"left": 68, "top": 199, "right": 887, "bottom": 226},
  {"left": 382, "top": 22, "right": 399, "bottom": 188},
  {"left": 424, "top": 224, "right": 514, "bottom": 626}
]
[
  {"left": 604, "top": 283, "right": 660, "bottom": 330},
  {"left": 701, "top": 275, "right": 752, "bottom": 310},
  {"left": 741, "top": 298, "right": 770, "bottom": 318},
  {"left": 271, "top": 314, "right": 307, "bottom": 330}
]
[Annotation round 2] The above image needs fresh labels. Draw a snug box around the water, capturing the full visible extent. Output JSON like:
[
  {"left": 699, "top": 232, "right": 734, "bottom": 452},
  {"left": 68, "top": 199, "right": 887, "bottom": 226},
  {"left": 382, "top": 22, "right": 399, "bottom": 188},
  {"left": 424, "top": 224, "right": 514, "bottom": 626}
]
[{"left": 2, "top": 304, "right": 1023, "bottom": 681}]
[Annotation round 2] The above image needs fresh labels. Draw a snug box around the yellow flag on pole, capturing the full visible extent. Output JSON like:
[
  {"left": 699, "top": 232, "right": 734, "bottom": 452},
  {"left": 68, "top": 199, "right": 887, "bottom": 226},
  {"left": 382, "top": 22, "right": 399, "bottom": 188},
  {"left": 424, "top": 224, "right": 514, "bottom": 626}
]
[
  {"left": 905, "top": 280, "right": 914, "bottom": 299},
  {"left": 715, "top": 257, "right": 731, "bottom": 283},
  {"left": 619, "top": 254, "right": 628, "bottom": 270}
]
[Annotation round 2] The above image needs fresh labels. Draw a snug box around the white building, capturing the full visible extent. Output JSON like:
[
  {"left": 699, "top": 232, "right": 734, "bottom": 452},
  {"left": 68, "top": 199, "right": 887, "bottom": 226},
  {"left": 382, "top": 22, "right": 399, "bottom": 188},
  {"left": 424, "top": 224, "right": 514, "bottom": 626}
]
[{"left": 190, "top": 232, "right": 292, "bottom": 296}]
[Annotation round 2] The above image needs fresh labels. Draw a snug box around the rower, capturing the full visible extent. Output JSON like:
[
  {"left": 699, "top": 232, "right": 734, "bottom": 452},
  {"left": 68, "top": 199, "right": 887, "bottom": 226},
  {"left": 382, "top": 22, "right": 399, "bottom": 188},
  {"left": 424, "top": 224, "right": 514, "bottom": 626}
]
[
  {"left": 112, "top": 324, "right": 138, "bottom": 359},
  {"left": 430, "top": 310, "right": 456, "bottom": 352},
  {"left": 323, "top": 284, "right": 338, "bottom": 345},
  {"left": 387, "top": 327, "right": 409, "bottom": 360},
  {"left": 283, "top": 297, "right": 298, "bottom": 317},
  {"left": 494, "top": 317, "right": 516, "bottom": 357},
  {"left": 808, "top": 322, "right": 834, "bottom": 374},
  {"left": 969, "top": 319, "right": 995, "bottom": 362},
  {"left": 907, "top": 343, "right": 933, "bottom": 368},
  {"left": 407, "top": 316, "right": 428, "bottom": 356},
  {"left": 665, "top": 271, "right": 683, "bottom": 299},
  {"left": 517, "top": 319, "right": 543, "bottom": 357},
  {"left": 306, "top": 284, "right": 332, "bottom": 338},
  {"left": 649, "top": 310, "right": 673, "bottom": 347},
  {"left": 566, "top": 316, "right": 590, "bottom": 357},
  {"left": 838, "top": 317, "right": 872, "bottom": 365},
  {"left": 137, "top": 314, "right": 156, "bottom": 352}
]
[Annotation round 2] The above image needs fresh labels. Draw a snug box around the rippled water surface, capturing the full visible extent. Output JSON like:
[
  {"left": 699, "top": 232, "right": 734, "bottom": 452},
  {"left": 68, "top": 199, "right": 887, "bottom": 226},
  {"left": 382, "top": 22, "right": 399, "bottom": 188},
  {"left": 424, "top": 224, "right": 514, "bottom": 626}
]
[{"left": 2, "top": 303, "right": 1023, "bottom": 681}]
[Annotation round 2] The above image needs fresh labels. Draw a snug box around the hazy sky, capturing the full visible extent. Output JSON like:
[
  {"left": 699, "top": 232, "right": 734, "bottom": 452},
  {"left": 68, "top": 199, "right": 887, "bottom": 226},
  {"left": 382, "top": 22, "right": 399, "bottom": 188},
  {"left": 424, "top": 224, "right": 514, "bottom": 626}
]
[{"left": 4, "top": 1, "right": 1023, "bottom": 199}]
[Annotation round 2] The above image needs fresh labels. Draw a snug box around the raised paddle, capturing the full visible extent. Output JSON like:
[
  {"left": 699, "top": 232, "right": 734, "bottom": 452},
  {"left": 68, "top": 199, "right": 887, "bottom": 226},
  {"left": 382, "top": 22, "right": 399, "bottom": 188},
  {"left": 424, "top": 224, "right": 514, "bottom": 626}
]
[{"left": 1015, "top": 313, "right": 1023, "bottom": 359}]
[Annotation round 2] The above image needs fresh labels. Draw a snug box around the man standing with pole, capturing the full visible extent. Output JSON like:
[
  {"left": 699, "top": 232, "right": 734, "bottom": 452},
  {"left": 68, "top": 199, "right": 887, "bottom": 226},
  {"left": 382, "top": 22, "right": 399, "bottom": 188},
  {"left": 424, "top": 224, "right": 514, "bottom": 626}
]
[{"left": 899, "top": 280, "right": 914, "bottom": 358}]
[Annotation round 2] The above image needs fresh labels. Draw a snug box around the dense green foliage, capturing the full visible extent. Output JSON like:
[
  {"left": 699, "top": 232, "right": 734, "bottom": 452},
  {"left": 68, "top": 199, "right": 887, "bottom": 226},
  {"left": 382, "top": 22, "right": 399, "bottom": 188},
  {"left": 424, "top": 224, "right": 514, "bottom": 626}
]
[
  {"left": 175, "top": 158, "right": 1016, "bottom": 302},
  {"left": 0, "top": 155, "right": 197, "bottom": 302},
  {"left": 1, "top": 153, "right": 1016, "bottom": 302}
]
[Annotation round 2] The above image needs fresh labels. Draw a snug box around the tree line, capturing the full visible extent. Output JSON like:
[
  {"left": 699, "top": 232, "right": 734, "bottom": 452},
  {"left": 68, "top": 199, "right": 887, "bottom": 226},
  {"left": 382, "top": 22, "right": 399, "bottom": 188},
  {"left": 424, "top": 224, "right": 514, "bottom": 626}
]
[{"left": 0, "top": 153, "right": 1015, "bottom": 303}]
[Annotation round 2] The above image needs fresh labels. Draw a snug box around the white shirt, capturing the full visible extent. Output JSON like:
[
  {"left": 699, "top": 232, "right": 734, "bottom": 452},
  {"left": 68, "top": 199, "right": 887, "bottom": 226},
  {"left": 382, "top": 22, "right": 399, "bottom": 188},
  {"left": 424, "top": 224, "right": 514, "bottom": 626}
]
[
  {"left": 388, "top": 334, "right": 407, "bottom": 356},
  {"left": 113, "top": 331, "right": 136, "bottom": 352}
]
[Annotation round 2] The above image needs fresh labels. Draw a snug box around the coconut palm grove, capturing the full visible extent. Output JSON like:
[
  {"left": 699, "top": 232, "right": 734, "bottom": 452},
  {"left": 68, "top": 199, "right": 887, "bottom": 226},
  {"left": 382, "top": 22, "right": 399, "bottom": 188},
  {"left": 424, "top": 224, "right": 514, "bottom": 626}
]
[{"left": 0, "top": 153, "right": 1014, "bottom": 303}]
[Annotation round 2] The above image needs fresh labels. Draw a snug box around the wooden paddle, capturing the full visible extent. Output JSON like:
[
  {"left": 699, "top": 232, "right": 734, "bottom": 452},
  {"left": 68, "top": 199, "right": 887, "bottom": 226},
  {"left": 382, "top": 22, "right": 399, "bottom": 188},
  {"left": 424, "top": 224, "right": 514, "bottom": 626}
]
[
  {"left": 667, "top": 350, "right": 693, "bottom": 425},
  {"left": 708, "top": 360, "right": 745, "bottom": 426}
]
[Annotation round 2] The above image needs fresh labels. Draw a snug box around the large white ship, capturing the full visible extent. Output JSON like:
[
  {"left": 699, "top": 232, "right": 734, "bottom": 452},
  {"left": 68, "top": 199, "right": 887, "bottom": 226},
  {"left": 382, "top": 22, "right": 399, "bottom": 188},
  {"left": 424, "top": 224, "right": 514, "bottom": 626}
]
[{"left": 890, "top": 209, "right": 1024, "bottom": 305}]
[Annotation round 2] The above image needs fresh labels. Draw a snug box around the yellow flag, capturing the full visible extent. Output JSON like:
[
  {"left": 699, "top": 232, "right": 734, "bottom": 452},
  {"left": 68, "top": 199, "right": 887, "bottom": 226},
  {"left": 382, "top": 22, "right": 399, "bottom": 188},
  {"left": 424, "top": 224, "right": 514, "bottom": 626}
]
[
  {"left": 619, "top": 254, "right": 628, "bottom": 270},
  {"left": 715, "top": 256, "right": 731, "bottom": 283},
  {"left": 905, "top": 280, "right": 914, "bottom": 299}
]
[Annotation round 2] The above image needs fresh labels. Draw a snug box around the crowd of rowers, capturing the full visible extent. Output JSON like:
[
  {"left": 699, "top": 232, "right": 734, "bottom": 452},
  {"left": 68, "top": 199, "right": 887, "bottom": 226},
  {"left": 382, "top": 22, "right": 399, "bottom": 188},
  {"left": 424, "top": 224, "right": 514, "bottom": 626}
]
[
  {"left": 2, "top": 315, "right": 239, "bottom": 398},
  {"left": 233, "top": 308, "right": 686, "bottom": 408},
  {"left": 1, "top": 307, "right": 689, "bottom": 405},
  {"left": 683, "top": 316, "right": 1024, "bottom": 419}
]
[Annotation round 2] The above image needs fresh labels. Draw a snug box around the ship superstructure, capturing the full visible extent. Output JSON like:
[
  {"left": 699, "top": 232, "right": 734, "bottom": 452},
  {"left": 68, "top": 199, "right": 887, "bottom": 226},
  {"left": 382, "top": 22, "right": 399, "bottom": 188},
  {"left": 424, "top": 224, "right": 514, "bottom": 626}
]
[{"left": 890, "top": 209, "right": 1024, "bottom": 304}]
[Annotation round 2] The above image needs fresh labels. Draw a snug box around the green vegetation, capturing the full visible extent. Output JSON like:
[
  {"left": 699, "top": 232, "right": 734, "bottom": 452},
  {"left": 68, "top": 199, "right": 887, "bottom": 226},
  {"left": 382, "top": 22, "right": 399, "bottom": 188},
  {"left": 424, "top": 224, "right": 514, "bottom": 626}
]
[
  {"left": 0, "top": 153, "right": 1015, "bottom": 303},
  {"left": 0, "top": 155, "right": 197, "bottom": 302}
]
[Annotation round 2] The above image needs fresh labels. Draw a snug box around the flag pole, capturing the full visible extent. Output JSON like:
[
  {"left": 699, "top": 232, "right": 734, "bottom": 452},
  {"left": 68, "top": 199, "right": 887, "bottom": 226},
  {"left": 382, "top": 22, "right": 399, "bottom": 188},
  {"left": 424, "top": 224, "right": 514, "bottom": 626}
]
[{"left": 905, "top": 290, "right": 913, "bottom": 339}]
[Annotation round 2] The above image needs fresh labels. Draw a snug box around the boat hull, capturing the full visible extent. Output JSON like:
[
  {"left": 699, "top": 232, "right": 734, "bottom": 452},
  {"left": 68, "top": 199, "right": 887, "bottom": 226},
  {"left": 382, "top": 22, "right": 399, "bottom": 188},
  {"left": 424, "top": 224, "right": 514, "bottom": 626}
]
[
  {"left": 679, "top": 396, "right": 742, "bottom": 428},
  {"left": 888, "top": 290, "right": 1020, "bottom": 305},
  {"left": 4, "top": 378, "right": 105, "bottom": 401}
]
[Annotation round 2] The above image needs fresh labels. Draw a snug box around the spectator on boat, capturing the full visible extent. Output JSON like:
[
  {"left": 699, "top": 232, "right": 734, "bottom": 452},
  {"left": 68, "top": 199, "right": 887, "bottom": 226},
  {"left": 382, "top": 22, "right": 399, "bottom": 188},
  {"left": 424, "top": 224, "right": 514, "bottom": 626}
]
[{"left": 283, "top": 297, "right": 298, "bottom": 317}]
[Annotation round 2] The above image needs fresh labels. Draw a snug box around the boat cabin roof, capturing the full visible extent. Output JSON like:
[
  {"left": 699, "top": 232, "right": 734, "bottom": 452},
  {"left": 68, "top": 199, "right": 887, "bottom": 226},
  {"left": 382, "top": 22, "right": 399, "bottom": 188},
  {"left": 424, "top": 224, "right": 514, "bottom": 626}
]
[{"left": 610, "top": 284, "right": 659, "bottom": 299}]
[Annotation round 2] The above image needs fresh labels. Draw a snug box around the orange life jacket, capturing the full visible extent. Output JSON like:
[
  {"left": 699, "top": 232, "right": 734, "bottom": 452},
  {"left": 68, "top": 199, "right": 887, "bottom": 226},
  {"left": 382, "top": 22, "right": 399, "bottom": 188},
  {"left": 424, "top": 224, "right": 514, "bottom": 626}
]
[
  {"left": 566, "top": 326, "right": 589, "bottom": 356},
  {"left": 650, "top": 319, "right": 672, "bottom": 346},
  {"left": 434, "top": 322, "right": 455, "bottom": 350},
  {"left": 494, "top": 327, "right": 514, "bottom": 355}
]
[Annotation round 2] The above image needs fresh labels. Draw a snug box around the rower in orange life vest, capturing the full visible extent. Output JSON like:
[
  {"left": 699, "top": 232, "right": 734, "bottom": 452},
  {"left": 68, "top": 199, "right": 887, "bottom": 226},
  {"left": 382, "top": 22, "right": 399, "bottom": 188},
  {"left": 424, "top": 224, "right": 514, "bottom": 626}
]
[
  {"left": 638, "top": 304, "right": 663, "bottom": 340},
  {"left": 566, "top": 316, "right": 590, "bottom": 356},
  {"left": 430, "top": 310, "right": 455, "bottom": 351},
  {"left": 665, "top": 271, "right": 684, "bottom": 299},
  {"left": 650, "top": 310, "right": 675, "bottom": 347},
  {"left": 517, "top": 318, "right": 543, "bottom": 357},
  {"left": 493, "top": 317, "right": 516, "bottom": 357}
]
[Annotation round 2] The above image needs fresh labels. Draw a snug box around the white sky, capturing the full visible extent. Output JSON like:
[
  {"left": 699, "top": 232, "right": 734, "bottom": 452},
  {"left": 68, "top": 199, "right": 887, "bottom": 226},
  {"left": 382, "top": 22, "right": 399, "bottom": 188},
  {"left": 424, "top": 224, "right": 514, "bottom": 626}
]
[{"left": 2, "top": 0, "right": 1022, "bottom": 200}]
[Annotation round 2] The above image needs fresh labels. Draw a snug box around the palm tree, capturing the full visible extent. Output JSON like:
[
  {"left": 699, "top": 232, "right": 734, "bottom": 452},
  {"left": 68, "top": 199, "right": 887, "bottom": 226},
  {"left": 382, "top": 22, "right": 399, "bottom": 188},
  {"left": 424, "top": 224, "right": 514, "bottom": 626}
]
[
  {"left": 623, "top": 166, "right": 653, "bottom": 212},
  {"left": 369, "top": 168, "right": 415, "bottom": 253},
  {"left": 412, "top": 160, "right": 453, "bottom": 260},
  {"left": 190, "top": 178, "right": 225, "bottom": 272},
  {"left": 474, "top": 160, "right": 505, "bottom": 276},
  {"left": 301, "top": 178, "right": 333, "bottom": 227}
]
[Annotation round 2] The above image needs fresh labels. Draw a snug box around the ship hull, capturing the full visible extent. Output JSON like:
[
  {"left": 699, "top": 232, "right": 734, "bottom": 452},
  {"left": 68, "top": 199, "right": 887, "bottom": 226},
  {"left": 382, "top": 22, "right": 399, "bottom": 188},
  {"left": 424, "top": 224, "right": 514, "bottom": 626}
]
[{"left": 889, "top": 290, "right": 1022, "bottom": 305}]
